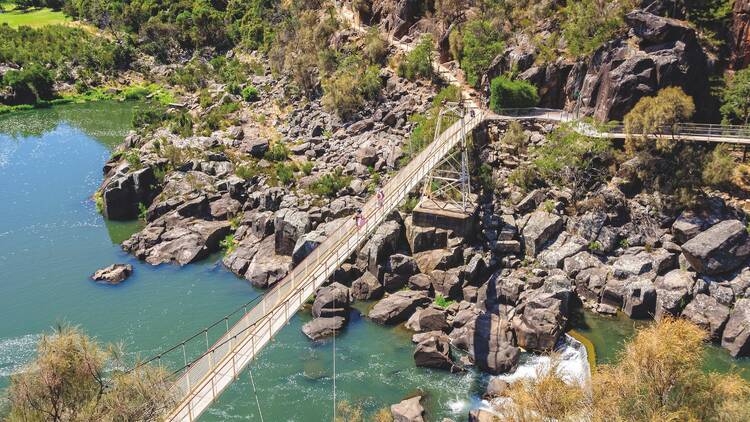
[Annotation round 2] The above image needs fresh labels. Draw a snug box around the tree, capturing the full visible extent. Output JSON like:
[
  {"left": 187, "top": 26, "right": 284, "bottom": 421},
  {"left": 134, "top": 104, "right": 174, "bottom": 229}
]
[
  {"left": 624, "top": 87, "right": 696, "bottom": 154},
  {"left": 721, "top": 68, "right": 750, "bottom": 125},
  {"left": 703, "top": 144, "right": 736, "bottom": 188},
  {"left": 489, "top": 75, "right": 539, "bottom": 111},
  {"left": 6, "top": 325, "right": 174, "bottom": 421}
]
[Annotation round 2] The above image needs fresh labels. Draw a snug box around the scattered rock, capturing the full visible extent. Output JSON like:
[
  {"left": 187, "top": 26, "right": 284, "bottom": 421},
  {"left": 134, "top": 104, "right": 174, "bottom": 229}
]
[
  {"left": 90, "top": 264, "right": 133, "bottom": 285},
  {"left": 391, "top": 396, "right": 425, "bottom": 422},
  {"left": 682, "top": 220, "right": 750, "bottom": 275},
  {"left": 369, "top": 290, "right": 431, "bottom": 325}
]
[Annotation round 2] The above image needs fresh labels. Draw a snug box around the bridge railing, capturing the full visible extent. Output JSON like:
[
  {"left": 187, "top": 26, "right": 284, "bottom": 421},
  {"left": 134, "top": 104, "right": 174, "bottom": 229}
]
[
  {"left": 163, "top": 106, "right": 486, "bottom": 421},
  {"left": 491, "top": 107, "right": 576, "bottom": 122},
  {"left": 606, "top": 123, "right": 750, "bottom": 141}
]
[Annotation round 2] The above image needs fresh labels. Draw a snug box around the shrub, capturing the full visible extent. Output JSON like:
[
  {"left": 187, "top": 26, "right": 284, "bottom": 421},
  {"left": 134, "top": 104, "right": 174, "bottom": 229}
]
[
  {"left": 235, "top": 164, "right": 258, "bottom": 180},
  {"left": 397, "top": 34, "right": 433, "bottom": 81},
  {"left": 508, "top": 166, "right": 541, "bottom": 193},
  {"left": 563, "top": 0, "right": 636, "bottom": 57},
  {"left": 703, "top": 144, "right": 735, "bottom": 188},
  {"left": 132, "top": 101, "right": 168, "bottom": 130},
  {"left": 2, "top": 63, "right": 54, "bottom": 104},
  {"left": 434, "top": 294, "right": 455, "bottom": 309},
  {"left": 489, "top": 76, "right": 539, "bottom": 111},
  {"left": 721, "top": 68, "right": 750, "bottom": 125},
  {"left": 123, "top": 149, "right": 143, "bottom": 170},
  {"left": 624, "top": 87, "right": 695, "bottom": 154},
  {"left": 220, "top": 234, "right": 238, "bottom": 255},
  {"left": 310, "top": 167, "right": 351, "bottom": 198},
  {"left": 275, "top": 162, "right": 295, "bottom": 185},
  {"left": 501, "top": 121, "right": 528, "bottom": 152},
  {"left": 264, "top": 142, "right": 290, "bottom": 161},
  {"left": 6, "top": 325, "right": 174, "bottom": 421},
  {"left": 242, "top": 85, "right": 260, "bottom": 102},
  {"left": 364, "top": 27, "right": 388, "bottom": 64},
  {"left": 138, "top": 202, "right": 148, "bottom": 222},
  {"left": 169, "top": 111, "right": 193, "bottom": 137},
  {"left": 93, "top": 191, "right": 104, "bottom": 214},
  {"left": 299, "top": 160, "right": 314, "bottom": 176}
]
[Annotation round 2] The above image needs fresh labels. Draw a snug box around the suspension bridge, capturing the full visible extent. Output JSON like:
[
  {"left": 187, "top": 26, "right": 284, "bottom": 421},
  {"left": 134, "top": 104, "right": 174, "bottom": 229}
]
[{"left": 129, "top": 7, "right": 750, "bottom": 422}]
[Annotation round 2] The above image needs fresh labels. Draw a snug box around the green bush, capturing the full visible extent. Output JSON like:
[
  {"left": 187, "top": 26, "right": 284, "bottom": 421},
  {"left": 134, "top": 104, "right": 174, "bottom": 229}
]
[
  {"left": 434, "top": 294, "right": 455, "bottom": 309},
  {"left": 264, "top": 142, "right": 290, "bottom": 161},
  {"left": 132, "top": 101, "right": 168, "bottom": 130},
  {"left": 702, "top": 144, "right": 735, "bottom": 188},
  {"left": 123, "top": 149, "right": 143, "bottom": 170},
  {"left": 398, "top": 35, "right": 433, "bottom": 81},
  {"left": 275, "top": 162, "right": 295, "bottom": 185},
  {"left": 2, "top": 63, "right": 54, "bottom": 104},
  {"left": 235, "top": 164, "right": 259, "bottom": 180},
  {"left": 489, "top": 76, "right": 539, "bottom": 112},
  {"left": 364, "top": 27, "right": 388, "bottom": 64},
  {"left": 458, "top": 19, "right": 504, "bottom": 87},
  {"left": 310, "top": 167, "right": 351, "bottom": 198},
  {"left": 242, "top": 86, "right": 260, "bottom": 102},
  {"left": 220, "top": 234, "right": 238, "bottom": 255}
]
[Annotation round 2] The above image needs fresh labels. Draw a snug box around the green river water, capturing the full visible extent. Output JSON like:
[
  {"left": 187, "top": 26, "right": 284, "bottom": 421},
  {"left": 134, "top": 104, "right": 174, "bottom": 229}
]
[{"left": 1, "top": 102, "right": 748, "bottom": 421}]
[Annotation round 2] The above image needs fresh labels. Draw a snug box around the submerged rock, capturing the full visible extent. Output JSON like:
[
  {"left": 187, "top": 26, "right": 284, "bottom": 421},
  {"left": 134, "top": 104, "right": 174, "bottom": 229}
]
[{"left": 302, "top": 316, "right": 346, "bottom": 341}]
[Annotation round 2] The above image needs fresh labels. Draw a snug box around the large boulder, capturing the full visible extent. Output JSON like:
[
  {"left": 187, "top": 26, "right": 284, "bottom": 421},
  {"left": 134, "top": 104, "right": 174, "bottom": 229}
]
[
  {"left": 473, "top": 313, "right": 520, "bottom": 374},
  {"left": 406, "top": 307, "right": 450, "bottom": 332},
  {"left": 623, "top": 278, "right": 656, "bottom": 319},
  {"left": 245, "top": 236, "right": 292, "bottom": 288},
  {"left": 681, "top": 220, "right": 750, "bottom": 275},
  {"left": 476, "top": 272, "right": 525, "bottom": 312},
  {"left": 405, "top": 216, "right": 448, "bottom": 253},
  {"left": 429, "top": 269, "right": 463, "bottom": 300},
  {"left": 302, "top": 317, "right": 346, "bottom": 341},
  {"left": 654, "top": 270, "right": 693, "bottom": 320},
  {"left": 512, "top": 293, "right": 566, "bottom": 351},
  {"left": 274, "top": 209, "right": 311, "bottom": 256},
  {"left": 369, "top": 290, "right": 431, "bottom": 325},
  {"left": 390, "top": 396, "right": 425, "bottom": 422},
  {"left": 312, "top": 283, "right": 350, "bottom": 318},
  {"left": 101, "top": 166, "right": 159, "bottom": 220},
  {"left": 351, "top": 271, "right": 384, "bottom": 301},
  {"left": 721, "top": 298, "right": 750, "bottom": 357},
  {"left": 90, "top": 264, "right": 133, "bottom": 285},
  {"left": 357, "top": 219, "right": 404, "bottom": 275},
  {"left": 413, "top": 333, "right": 460, "bottom": 372},
  {"left": 682, "top": 294, "right": 730, "bottom": 341},
  {"left": 521, "top": 211, "right": 563, "bottom": 257},
  {"left": 537, "top": 232, "right": 587, "bottom": 269}
]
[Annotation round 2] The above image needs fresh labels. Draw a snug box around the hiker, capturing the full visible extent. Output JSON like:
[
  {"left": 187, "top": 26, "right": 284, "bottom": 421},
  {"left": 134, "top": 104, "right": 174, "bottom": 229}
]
[{"left": 376, "top": 189, "right": 384, "bottom": 208}]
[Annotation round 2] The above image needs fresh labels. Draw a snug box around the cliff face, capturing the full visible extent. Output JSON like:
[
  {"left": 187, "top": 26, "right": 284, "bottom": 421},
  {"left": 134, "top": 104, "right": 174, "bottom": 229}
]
[{"left": 733, "top": 0, "right": 750, "bottom": 69}]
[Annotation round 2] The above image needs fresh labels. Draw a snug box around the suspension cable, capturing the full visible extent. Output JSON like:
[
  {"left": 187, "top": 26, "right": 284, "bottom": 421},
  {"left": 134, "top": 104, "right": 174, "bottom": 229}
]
[
  {"left": 249, "top": 365, "right": 264, "bottom": 422},
  {"left": 332, "top": 296, "right": 337, "bottom": 422}
]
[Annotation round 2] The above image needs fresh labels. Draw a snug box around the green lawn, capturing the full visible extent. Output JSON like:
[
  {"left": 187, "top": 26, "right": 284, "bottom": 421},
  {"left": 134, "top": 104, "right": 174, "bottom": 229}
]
[{"left": 0, "top": 2, "right": 71, "bottom": 28}]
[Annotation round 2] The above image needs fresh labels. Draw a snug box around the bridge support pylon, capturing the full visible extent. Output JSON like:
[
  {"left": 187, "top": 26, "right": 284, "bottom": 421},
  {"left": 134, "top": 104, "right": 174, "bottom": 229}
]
[{"left": 414, "top": 102, "right": 478, "bottom": 238}]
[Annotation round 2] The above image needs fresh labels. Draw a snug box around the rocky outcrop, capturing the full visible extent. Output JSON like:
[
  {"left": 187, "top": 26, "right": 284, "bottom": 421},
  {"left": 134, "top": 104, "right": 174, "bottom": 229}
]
[
  {"left": 90, "top": 264, "right": 133, "bottom": 285},
  {"left": 682, "top": 220, "right": 750, "bottom": 275},
  {"left": 654, "top": 270, "right": 693, "bottom": 320},
  {"left": 365, "top": 0, "right": 424, "bottom": 39},
  {"left": 733, "top": 0, "right": 750, "bottom": 69},
  {"left": 274, "top": 209, "right": 311, "bottom": 256},
  {"left": 312, "top": 283, "right": 350, "bottom": 318},
  {"left": 682, "top": 294, "right": 730, "bottom": 340},
  {"left": 351, "top": 271, "right": 384, "bottom": 300},
  {"left": 357, "top": 218, "right": 404, "bottom": 275},
  {"left": 101, "top": 166, "right": 159, "bottom": 220},
  {"left": 722, "top": 298, "right": 750, "bottom": 357},
  {"left": 413, "top": 333, "right": 461, "bottom": 372},
  {"left": 369, "top": 290, "right": 431, "bottom": 324},
  {"left": 123, "top": 218, "right": 231, "bottom": 266},
  {"left": 512, "top": 293, "right": 567, "bottom": 351},
  {"left": 520, "top": 211, "right": 563, "bottom": 257}
]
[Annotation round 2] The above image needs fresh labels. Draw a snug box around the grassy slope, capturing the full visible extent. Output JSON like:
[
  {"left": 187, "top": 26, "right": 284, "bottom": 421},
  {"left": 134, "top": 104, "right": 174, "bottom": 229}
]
[{"left": 0, "top": 2, "right": 71, "bottom": 28}]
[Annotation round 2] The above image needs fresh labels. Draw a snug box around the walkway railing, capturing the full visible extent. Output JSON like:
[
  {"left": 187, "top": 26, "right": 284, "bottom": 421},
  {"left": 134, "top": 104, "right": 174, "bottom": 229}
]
[{"left": 163, "top": 106, "right": 485, "bottom": 421}]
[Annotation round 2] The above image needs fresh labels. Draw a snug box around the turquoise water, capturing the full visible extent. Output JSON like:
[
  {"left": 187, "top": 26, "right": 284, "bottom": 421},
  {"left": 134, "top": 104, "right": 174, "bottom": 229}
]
[
  {"left": 0, "top": 103, "right": 485, "bottom": 421},
  {"left": 572, "top": 309, "right": 750, "bottom": 380}
]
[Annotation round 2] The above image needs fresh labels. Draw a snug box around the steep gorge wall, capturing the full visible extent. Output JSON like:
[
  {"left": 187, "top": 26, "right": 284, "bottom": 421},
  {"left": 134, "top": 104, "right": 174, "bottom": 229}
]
[{"left": 734, "top": 0, "right": 750, "bottom": 69}]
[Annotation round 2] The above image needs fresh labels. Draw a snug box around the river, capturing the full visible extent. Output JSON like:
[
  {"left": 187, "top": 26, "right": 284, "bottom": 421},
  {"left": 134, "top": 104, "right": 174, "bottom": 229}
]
[{"left": 1, "top": 102, "right": 748, "bottom": 421}]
